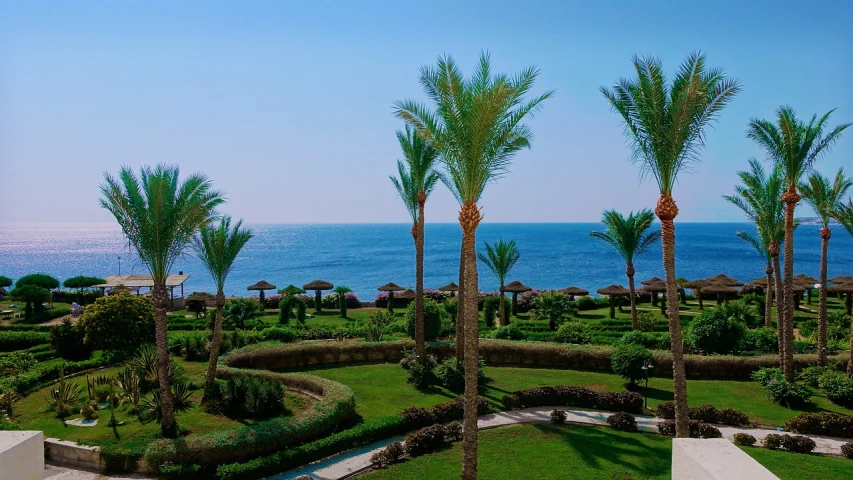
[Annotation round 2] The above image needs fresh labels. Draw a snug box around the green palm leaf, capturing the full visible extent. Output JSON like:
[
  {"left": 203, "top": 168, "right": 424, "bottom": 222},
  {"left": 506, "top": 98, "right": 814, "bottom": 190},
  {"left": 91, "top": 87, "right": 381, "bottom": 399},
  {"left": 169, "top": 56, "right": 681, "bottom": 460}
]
[
  {"left": 477, "top": 239, "right": 520, "bottom": 287},
  {"left": 589, "top": 209, "right": 660, "bottom": 264}
]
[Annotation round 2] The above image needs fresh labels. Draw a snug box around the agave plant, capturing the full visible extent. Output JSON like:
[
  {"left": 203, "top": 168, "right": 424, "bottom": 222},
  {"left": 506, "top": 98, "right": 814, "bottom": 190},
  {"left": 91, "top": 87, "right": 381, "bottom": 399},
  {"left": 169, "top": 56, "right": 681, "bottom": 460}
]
[
  {"left": 116, "top": 367, "right": 141, "bottom": 411},
  {"left": 46, "top": 368, "right": 82, "bottom": 417}
]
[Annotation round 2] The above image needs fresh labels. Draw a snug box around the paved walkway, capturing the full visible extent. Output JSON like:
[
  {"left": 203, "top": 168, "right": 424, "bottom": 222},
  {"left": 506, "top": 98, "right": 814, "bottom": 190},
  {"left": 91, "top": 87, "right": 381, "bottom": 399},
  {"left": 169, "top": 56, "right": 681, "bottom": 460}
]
[{"left": 273, "top": 407, "right": 851, "bottom": 480}]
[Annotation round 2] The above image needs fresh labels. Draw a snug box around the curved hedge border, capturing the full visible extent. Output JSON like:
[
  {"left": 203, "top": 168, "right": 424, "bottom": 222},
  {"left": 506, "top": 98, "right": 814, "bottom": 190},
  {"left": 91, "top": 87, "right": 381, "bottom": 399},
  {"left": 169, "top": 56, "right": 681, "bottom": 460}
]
[
  {"left": 224, "top": 339, "right": 849, "bottom": 379},
  {"left": 144, "top": 367, "right": 355, "bottom": 473}
]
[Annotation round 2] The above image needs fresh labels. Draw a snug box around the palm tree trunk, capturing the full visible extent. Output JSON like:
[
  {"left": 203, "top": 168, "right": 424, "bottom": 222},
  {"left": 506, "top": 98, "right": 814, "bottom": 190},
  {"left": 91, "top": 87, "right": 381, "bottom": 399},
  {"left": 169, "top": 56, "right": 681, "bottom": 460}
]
[
  {"left": 656, "top": 194, "right": 689, "bottom": 438},
  {"left": 626, "top": 263, "right": 638, "bottom": 330},
  {"left": 764, "top": 263, "right": 773, "bottom": 328},
  {"left": 498, "top": 288, "right": 506, "bottom": 327},
  {"left": 152, "top": 283, "right": 177, "bottom": 437},
  {"left": 202, "top": 292, "right": 225, "bottom": 404},
  {"left": 415, "top": 194, "right": 426, "bottom": 357},
  {"left": 781, "top": 185, "right": 799, "bottom": 382},
  {"left": 460, "top": 200, "right": 481, "bottom": 480},
  {"left": 456, "top": 240, "right": 465, "bottom": 360},
  {"left": 817, "top": 228, "right": 830, "bottom": 366},
  {"left": 771, "top": 248, "right": 785, "bottom": 363}
]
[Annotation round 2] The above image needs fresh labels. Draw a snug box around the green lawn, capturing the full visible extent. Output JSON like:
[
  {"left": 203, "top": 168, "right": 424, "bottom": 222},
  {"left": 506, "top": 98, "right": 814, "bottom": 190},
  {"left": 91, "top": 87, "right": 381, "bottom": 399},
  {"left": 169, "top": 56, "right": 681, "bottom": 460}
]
[
  {"left": 297, "top": 363, "right": 853, "bottom": 426},
  {"left": 362, "top": 423, "right": 853, "bottom": 480}
]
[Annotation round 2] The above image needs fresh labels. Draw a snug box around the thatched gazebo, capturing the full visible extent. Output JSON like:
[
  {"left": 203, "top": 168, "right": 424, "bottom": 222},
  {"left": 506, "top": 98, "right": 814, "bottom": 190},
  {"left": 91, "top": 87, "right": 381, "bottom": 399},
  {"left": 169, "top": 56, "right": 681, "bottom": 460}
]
[
  {"left": 829, "top": 275, "right": 853, "bottom": 284},
  {"left": 828, "top": 282, "right": 853, "bottom": 315},
  {"left": 558, "top": 286, "right": 589, "bottom": 300},
  {"left": 303, "top": 280, "right": 334, "bottom": 313},
  {"left": 700, "top": 284, "right": 738, "bottom": 305},
  {"left": 503, "top": 280, "right": 532, "bottom": 316},
  {"left": 708, "top": 274, "right": 744, "bottom": 287},
  {"left": 683, "top": 279, "right": 714, "bottom": 310},
  {"left": 279, "top": 284, "right": 306, "bottom": 296},
  {"left": 398, "top": 289, "right": 416, "bottom": 300},
  {"left": 794, "top": 274, "right": 819, "bottom": 304},
  {"left": 186, "top": 292, "right": 216, "bottom": 318},
  {"left": 596, "top": 284, "right": 630, "bottom": 319},
  {"left": 248, "top": 280, "right": 277, "bottom": 309},
  {"left": 640, "top": 277, "right": 665, "bottom": 305},
  {"left": 438, "top": 282, "right": 459, "bottom": 298},
  {"left": 642, "top": 281, "right": 681, "bottom": 314},
  {"left": 378, "top": 282, "right": 405, "bottom": 313}
]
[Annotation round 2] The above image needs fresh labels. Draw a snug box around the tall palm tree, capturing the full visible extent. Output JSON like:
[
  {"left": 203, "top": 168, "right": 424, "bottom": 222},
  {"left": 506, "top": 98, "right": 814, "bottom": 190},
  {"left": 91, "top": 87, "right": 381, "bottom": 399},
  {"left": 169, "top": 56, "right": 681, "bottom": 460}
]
[
  {"left": 723, "top": 159, "right": 785, "bottom": 331},
  {"left": 590, "top": 210, "right": 660, "bottom": 330},
  {"left": 747, "top": 107, "right": 850, "bottom": 381},
  {"left": 390, "top": 125, "right": 441, "bottom": 358},
  {"left": 477, "top": 239, "right": 520, "bottom": 326},
  {"left": 602, "top": 52, "right": 740, "bottom": 438},
  {"left": 192, "top": 216, "right": 253, "bottom": 403},
  {"left": 395, "top": 51, "right": 552, "bottom": 480},
  {"left": 100, "top": 164, "right": 223, "bottom": 437},
  {"left": 800, "top": 169, "right": 851, "bottom": 366},
  {"left": 834, "top": 199, "right": 853, "bottom": 377}
]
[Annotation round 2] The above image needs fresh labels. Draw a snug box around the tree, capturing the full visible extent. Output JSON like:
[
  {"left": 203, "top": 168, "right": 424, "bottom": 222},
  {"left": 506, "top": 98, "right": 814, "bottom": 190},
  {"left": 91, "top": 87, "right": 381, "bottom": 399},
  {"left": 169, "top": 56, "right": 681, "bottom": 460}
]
[
  {"left": 590, "top": 210, "right": 660, "bottom": 330},
  {"left": 80, "top": 292, "right": 155, "bottom": 353},
  {"left": 0, "top": 276, "right": 12, "bottom": 295},
  {"left": 333, "top": 285, "right": 352, "bottom": 318},
  {"left": 100, "top": 164, "right": 223, "bottom": 438},
  {"left": 477, "top": 239, "right": 520, "bottom": 327},
  {"left": 723, "top": 159, "right": 785, "bottom": 333},
  {"left": 834, "top": 199, "right": 853, "bottom": 377},
  {"left": 9, "top": 284, "right": 51, "bottom": 320},
  {"left": 15, "top": 274, "right": 59, "bottom": 314},
  {"left": 62, "top": 276, "right": 106, "bottom": 290},
  {"left": 747, "top": 107, "right": 850, "bottom": 381},
  {"left": 800, "top": 168, "right": 851, "bottom": 366},
  {"left": 395, "top": 51, "right": 552, "bottom": 479},
  {"left": 532, "top": 291, "right": 573, "bottom": 331},
  {"left": 192, "top": 215, "right": 253, "bottom": 403},
  {"left": 602, "top": 52, "right": 740, "bottom": 438},
  {"left": 226, "top": 298, "right": 261, "bottom": 329},
  {"left": 390, "top": 125, "right": 441, "bottom": 357}
]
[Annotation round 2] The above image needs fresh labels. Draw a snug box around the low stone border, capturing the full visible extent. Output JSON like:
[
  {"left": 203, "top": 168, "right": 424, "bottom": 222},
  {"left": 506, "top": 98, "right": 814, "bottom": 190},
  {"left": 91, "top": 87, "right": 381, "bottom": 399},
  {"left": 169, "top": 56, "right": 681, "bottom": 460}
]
[{"left": 44, "top": 437, "right": 151, "bottom": 474}]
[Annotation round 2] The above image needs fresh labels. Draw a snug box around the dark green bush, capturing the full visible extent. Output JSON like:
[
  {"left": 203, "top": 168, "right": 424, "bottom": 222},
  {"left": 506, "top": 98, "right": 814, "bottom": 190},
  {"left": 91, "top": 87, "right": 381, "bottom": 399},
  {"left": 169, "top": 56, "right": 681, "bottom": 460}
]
[
  {"left": 818, "top": 372, "right": 853, "bottom": 408},
  {"left": 739, "top": 328, "right": 778, "bottom": 354},
  {"left": 404, "top": 423, "right": 450, "bottom": 457},
  {"left": 733, "top": 433, "right": 756, "bottom": 446},
  {"left": 491, "top": 324, "right": 525, "bottom": 340},
  {"left": 260, "top": 326, "right": 298, "bottom": 343},
  {"left": 657, "top": 420, "right": 721, "bottom": 438},
  {"left": 224, "top": 299, "right": 262, "bottom": 329},
  {"left": 406, "top": 298, "right": 446, "bottom": 341},
  {"left": 482, "top": 296, "right": 510, "bottom": 328},
  {"left": 606, "top": 412, "right": 638, "bottom": 432},
  {"left": 80, "top": 293, "right": 154, "bottom": 354},
  {"left": 687, "top": 309, "right": 747, "bottom": 354},
  {"left": 619, "top": 331, "right": 670, "bottom": 350},
  {"left": 434, "top": 356, "right": 485, "bottom": 392},
  {"left": 781, "top": 434, "right": 816, "bottom": 453},
  {"left": 555, "top": 322, "right": 590, "bottom": 344},
  {"left": 751, "top": 367, "right": 811, "bottom": 408},
  {"left": 278, "top": 296, "right": 307, "bottom": 325},
  {"left": 654, "top": 401, "right": 749, "bottom": 426},
  {"left": 764, "top": 433, "right": 784, "bottom": 449},
  {"left": 168, "top": 332, "right": 210, "bottom": 361},
  {"left": 841, "top": 442, "right": 853, "bottom": 459},
  {"left": 49, "top": 319, "right": 92, "bottom": 361},
  {"left": 214, "top": 376, "right": 286, "bottom": 419},
  {"left": 0, "top": 331, "right": 49, "bottom": 351},
  {"left": 502, "top": 385, "right": 642, "bottom": 413},
  {"left": 550, "top": 409, "right": 567, "bottom": 424},
  {"left": 399, "top": 351, "right": 437, "bottom": 389},
  {"left": 784, "top": 412, "right": 853, "bottom": 438},
  {"left": 611, "top": 343, "right": 654, "bottom": 385}
]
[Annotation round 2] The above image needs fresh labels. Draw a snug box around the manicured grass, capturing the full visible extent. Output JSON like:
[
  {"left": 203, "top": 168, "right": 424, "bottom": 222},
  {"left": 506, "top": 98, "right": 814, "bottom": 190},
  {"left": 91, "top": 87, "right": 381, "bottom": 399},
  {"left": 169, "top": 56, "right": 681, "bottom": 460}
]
[
  {"left": 10, "top": 358, "right": 311, "bottom": 454},
  {"left": 298, "top": 363, "right": 853, "bottom": 426},
  {"left": 743, "top": 446, "right": 853, "bottom": 479}
]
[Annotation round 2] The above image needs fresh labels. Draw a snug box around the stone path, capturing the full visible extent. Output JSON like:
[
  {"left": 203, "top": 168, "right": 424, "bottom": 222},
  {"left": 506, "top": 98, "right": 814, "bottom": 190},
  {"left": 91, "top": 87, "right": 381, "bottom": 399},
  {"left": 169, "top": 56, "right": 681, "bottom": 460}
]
[
  {"left": 272, "top": 407, "right": 851, "bottom": 480},
  {"left": 45, "top": 464, "right": 147, "bottom": 480}
]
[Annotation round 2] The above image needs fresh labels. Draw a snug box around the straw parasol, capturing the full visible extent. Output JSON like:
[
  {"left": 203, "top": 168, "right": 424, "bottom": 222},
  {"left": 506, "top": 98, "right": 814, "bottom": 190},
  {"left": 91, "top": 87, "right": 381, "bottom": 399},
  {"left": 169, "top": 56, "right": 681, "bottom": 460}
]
[
  {"left": 378, "top": 282, "right": 405, "bottom": 313},
  {"left": 398, "top": 289, "right": 416, "bottom": 300},
  {"left": 186, "top": 292, "right": 215, "bottom": 317},
  {"left": 278, "top": 284, "right": 306, "bottom": 296},
  {"left": 248, "top": 280, "right": 277, "bottom": 308},
  {"left": 438, "top": 282, "right": 459, "bottom": 297},
  {"left": 596, "top": 284, "right": 630, "bottom": 319},
  {"left": 303, "top": 280, "right": 334, "bottom": 313},
  {"left": 503, "top": 280, "right": 532, "bottom": 316},
  {"left": 794, "top": 274, "right": 818, "bottom": 284},
  {"left": 558, "top": 286, "right": 589, "bottom": 300},
  {"left": 829, "top": 275, "right": 853, "bottom": 284},
  {"left": 700, "top": 284, "right": 738, "bottom": 304},
  {"left": 828, "top": 282, "right": 853, "bottom": 315},
  {"left": 681, "top": 278, "right": 712, "bottom": 310},
  {"left": 708, "top": 274, "right": 744, "bottom": 287},
  {"left": 186, "top": 292, "right": 216, "bottom": 302},
  {"left": 640, "top": 277, "right": 665, "bottom": 286}
]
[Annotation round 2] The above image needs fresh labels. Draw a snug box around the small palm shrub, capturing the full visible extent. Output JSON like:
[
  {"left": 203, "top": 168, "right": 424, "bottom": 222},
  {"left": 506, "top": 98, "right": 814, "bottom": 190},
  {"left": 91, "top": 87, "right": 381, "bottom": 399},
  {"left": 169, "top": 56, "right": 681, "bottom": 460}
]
[
  {"left": 46, "top": 370, "right": 81, "bottom": 418},
  {"left": 224, "top": 298, "right": 262, "bottom": 329},
  {"left": 364, "top": 310, "right": 394, "bottom": 342},
  {"left": 607, "top": 412, "right": 638, "bottom": 432},
  {"left": 732, "top": 433, "right": 756, "bottom": 446},
  {"left": 214, "top": 376, "right": 286, "bottom": 419},
  {"left": 140, "top": 379, "right": 193, "bottom": 424},
  {"left": 550, "top": 409, "right": 567, "bottom": 424},
  {"left": 610, "top": 343, "right": 654, "bottom": 386}
]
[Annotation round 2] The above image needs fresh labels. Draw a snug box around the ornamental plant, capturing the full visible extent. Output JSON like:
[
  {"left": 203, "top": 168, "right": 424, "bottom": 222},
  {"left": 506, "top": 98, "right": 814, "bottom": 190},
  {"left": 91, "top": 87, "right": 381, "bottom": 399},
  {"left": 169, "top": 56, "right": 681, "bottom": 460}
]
[
  {"left": 79, "top": 292, "right": 155, "bottom": 354},
  {"left": 610, "top": 343, "right": 654, "bottom": 386}
]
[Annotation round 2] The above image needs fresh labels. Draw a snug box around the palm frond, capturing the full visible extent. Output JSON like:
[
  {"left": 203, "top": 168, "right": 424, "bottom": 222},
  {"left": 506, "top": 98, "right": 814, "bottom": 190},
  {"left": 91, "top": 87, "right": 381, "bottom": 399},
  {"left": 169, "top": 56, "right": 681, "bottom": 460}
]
[
  {"left": 476, "top": 239, "right": 520, "bottom": 286},
  {"left": 589, "top": 209, "right": 660, "bottom": 263},
  {"left": 192, "top": 216, "right": 253, "bottom": 293}
]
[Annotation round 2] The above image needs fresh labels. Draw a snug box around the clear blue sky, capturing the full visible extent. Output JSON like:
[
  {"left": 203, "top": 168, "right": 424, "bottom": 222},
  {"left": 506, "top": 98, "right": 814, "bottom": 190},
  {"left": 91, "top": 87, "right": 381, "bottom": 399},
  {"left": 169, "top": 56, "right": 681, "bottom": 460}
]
[{"left": 1, "top": 0, "right": 851, "bottom": 223}]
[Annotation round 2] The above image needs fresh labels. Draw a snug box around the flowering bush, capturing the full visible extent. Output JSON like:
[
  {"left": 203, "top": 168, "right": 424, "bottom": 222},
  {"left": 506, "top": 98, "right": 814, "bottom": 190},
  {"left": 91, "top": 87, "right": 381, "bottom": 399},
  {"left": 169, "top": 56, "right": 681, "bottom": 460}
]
[
  {"left": 515, "top": 289, "right": 542, "bottom": 313},
  {"left": 321, "top": 292, "right": 361, "bottom": 309}
]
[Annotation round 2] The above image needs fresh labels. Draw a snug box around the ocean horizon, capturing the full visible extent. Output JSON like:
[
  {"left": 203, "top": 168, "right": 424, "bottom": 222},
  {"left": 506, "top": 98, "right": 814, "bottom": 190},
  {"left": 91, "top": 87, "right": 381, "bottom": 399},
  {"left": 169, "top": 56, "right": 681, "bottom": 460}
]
[{"left": 1, "top": 222, "right": 852, "bottom": 300}]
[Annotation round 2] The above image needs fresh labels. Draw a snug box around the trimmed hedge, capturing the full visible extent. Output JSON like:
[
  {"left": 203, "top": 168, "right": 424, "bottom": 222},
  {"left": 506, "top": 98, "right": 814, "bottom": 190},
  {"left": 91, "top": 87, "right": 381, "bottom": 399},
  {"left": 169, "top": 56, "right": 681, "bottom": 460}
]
[
  {"left": 144, "top": 368, "right": 355, "bottom": 473},
  {"left": 784, "top": 412, "right": 853, "bottom": 439},
  {"left": 0, "top": 355, "right": 111, "bottom": 395},
  {"left": 0, "top": 331, "right": 50, "bottom": 351},
  {"left": 224, "top": 339, "right": 849, "bottom": 380},
  {"left": 657, "top": 420, "right": 722, "bottom": 438},
  {"left": 655, "top": 401, "right": 750, "bottom": 426},
  {"left": 501, "top": 385, "right": 642, "bottom": 413}
]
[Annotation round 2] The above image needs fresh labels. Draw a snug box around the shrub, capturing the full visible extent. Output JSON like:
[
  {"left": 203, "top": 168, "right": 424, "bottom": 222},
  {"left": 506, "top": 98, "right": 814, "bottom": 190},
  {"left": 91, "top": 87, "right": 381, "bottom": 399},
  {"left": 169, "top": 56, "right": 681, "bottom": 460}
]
[
  {"left": 657, "top": 420, "right": 721, "bottom": 438},
  {"left": 619, "top": 331, "right": 670, "bottom": 350},
  {"left": 434, "top": 356, "right": 485, "bottom": 392},
  {"left": 796, "top": 365, "right": 836, "bottom": 387},
  {"left": 781, "top": 434, "right": 816, "bottom": 453},
  {"left": 400, "top": 352, "right": 437, "bottom": 389},
  {"left": 364, "top": 310, "right": 394, "bottom": 342},
  {"left": 406, "top": 298, "right": 446, "bottom": 341},
  {"left": 818, "top": 372, "right": 853, "bottom": 408},
  {"left": 261, "top": 326, "right": 298, "bottom": 343},
  {"left": 491, "top": 323, "right": 525, "bottom": 340},
  {"left": 483, "top": 296, "right": 510, "bottom": 327},
  {"left": 784, "top": 412, "right": 853, "bottom": 438},
  {"left": 718, "top": 408, "right": 750, "bottom": 426},
  {"left": 637, "top": 312, "right": 657, "bottom": 332},
  {"left": 610, "top": 343, "right": 654, "bottom": 386},
  {"left": 399, "top": 397, "right": 490, "bottom": 430},
  {"left": 733, "top": 433, "right": 756, "bottom": 446},
  {"left": 751, "top": 368, "right": 811, "bottom": 408},
  {"left": 79, "top": 292, "right": 155, "bottom": 354},
  {"left": 0, "top": 331, "right": 49, "bottom": 351},
  {"left": 443, "top": 300, "right": 458, "bottom": 324},
  {"left": 550, "top": 409, "right": 567, "bottom": 424},
  {"left": 654, "top": 401, "right": 675, "bottom": 419},
  {"left": 718, "top": 299, "right": 760, "bottom": 329},
  {"left": 50, "top": 319, "right": 92, "bottom": 361},
  {"left": 278, "top": 296, "right": 307, "bottom": 325},
  {"left": 607, "top": 412, "right": 638, "bottom": 432},
  {"left": 404, "top": 424, "right": 450, "bottom": 457},
  {"left": 687, "top": 308, "right": 747, "bottom": 354},
  {"left": 764, "top": 433, "right": 784, "bottom": 449},
  {"left": 225, "top": 299, "right": 262, "bottom": 329},
  {"left": 502, "top": 385, "right": 642, "bottom": 414},
  {"left": 214, "top": 376, "right": 286, "bottom": 419},
  {"left": 841, "top": 442, "right": 853, "bottom": 460},
  {"left": 532, "top": 292, "right": 575, "bottom": 330},
  {"left": 370, "top": 440, "right": 404, "bottom": 467},
  {"left": 169, "top": 332, "right": 210, "bottom": 361},
  {"left": 653, "top": 401, "right": 749, "bottom": 426},
  {"left": 555, "top": 322, "right": 590, "bottom": 344},
  {"left": 575, "top": 296, "right": 608, "bottom": 311},
  {"left": 140, "top": 379, "right": 194, "bottom": 423},
  {"left": 739, "top": 328, "right": 778, "bottom": 354}
]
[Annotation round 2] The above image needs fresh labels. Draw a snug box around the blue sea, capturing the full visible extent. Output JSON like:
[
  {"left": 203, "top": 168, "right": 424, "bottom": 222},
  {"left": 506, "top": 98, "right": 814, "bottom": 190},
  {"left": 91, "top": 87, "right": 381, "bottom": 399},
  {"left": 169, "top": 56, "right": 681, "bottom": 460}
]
[{"left": 1, "top": 222, "right": 851, "bottom": 301}]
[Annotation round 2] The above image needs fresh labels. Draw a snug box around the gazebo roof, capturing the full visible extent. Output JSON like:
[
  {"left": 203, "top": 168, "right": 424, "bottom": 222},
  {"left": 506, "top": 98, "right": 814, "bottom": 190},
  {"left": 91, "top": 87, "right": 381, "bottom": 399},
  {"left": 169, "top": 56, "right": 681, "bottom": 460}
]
[
  {"left": 95, "top": 274, "right": 189, "bottom": 289},
  {"left": 186, "top": 292, "right": 216, "bottom": 302},
  {"left": 707, "top": 274, "right": 743, "bottom": 286},
  {"left": 377, "top": 282, "right": 405, "bottom": 292},
  {"left": 596, "top": 284, "right": 630, "bottom": 296},
  {"left": 828, "top": 283, "right": 853, "bottom": 293},
  {"left": 641, "top": 281, "right": 681, "bottom": 293},
  {"left": 793, "top": 274, "right": 819, "bottom": 285},
  {"left": 640, "top": 276, "right": 665, "bottom": 286},
  {"left": 683, "top": 279, "right": 714, "bottom": 289},
  {"left": 438, "top": 282, "right": 459, "bottom": 292},
  {"left": 700, "top": 284, "right": 738, "bottom": 295},
  {"left": 503, "top": 280, "right": 532, "bottom": 293},
  {"left": 397, "top": 289, "right": 416, "bottom": 299},
  {"left": 752, "top": 277, "right": 771, "bottom": 286},
  {"left": 303, "top": 280, "right": 334, "bottom": 291},
  {"left": 829, "top": 275, "right": 853, "bottom": 284},
  {"left": 107, "top": 284, "right": 137, "bottom": 295},
  {"left": 559, "top": 286, "right": 589, "bottom": 296},
  {"left": 247, "top": 280, "right": 277, "bottom": 291}
]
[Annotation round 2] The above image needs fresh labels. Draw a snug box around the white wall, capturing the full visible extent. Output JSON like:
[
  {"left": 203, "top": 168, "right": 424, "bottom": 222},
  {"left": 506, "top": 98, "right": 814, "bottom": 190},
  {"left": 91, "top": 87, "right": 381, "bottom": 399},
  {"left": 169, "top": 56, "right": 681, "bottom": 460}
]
[{"left": 0, "top": 431, "right": 44, "bottom": 480}]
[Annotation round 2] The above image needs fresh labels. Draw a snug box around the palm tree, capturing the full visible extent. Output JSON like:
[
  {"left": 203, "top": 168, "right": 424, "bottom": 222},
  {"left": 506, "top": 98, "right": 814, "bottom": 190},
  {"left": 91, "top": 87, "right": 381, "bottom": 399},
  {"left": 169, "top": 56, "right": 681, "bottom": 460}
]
[
  {"left": 602, "top": 52, "right": 740, "bottom": 438},
  {"left": 100, "top": 164, "right": 223, "bottom": 437},
  {"left": 395, "top": 51, "right": 552, "bottom": 480},
  {"left": 192, "top": 216, "right": 253, "bottom": 403},
  {"left": 590, "top": 210, "right": 660, "bottom": 330},
  {"left": 390, "top": 125, "right": 441, "bottom": 358},
  {"left": 723, "top": 159, "right": 785, "bottom": 331},
  {"left": 834, "top": 199, "right": 853, "bottom": 377},
  {"left": 477, "top": 239, "right": 520, "bottom": 327},
  {"left": 800, "top": 169, "right": 851, "bottom": 366},
  {"left": 333, "top": 285, "right": 352, "bottom": 318},
  {"left": 747, "top": 107, "right": 851, "bottom": 381}
]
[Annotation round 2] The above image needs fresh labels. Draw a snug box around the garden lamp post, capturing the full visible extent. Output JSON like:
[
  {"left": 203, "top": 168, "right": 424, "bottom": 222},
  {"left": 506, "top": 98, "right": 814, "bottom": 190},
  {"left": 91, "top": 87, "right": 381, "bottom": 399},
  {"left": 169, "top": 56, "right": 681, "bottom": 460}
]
[{"left": 641, "top": 359, "right": 652, "bottom": 410}]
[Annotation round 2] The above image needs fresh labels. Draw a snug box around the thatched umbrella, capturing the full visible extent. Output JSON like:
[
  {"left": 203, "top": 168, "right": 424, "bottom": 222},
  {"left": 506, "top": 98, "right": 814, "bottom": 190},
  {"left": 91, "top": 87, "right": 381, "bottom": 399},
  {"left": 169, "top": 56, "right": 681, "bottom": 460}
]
[
  {"left": 398, "top": 289, "right": 416, "bottom": 300},
  {"left": 503, "top": 280, "right": 532, "bottom": 316},
  {"left": 790, "top": 283, "right": 810, "bottom": 311},
  {"left": 378, "top": 282, "right": 405, "bottom": 313},
  {"left": 186, "top": 292, "right": 215, "bottom": 302},
  {"left": 248, "top": 280, "right": 277, "bottom": 309},
  {"left": 438, "top": 282, "right": 459, "bottom": 298},
  {"left": 708, "top": 274, "right": 744, "bottom": 287},
  {"left": 700, "top": 284, "right": 738, "bottom": 305},
  {"left": 303, "top": 280, "right": 334, "bottom": 313},
  {"left": 640, "top": 276, "right": 665, "bottom": 305},
  {"left": 829, "top": 275, "right": 853, "bottom": 284},
  {"left": 828, "top": 282, "right": 853, "bottom": 315},
  {"left": 683, "top": 279, "right": 714, "bottom": 310},
  {"left": 279, "top": 284, "right": 305, "bottom": 296},
  {"left": 558, "top": 286, "right": 588, "bottom": 300},
  {"left": 186, "top": 292, "right": 215, "bottom": 318},
  {"left": 596, "top": 284, "right": 630, "bottom": 319},
  {"left": 794, "top": 274, "right": 819, "bottom": 304},
  {"left": 642, "top": 281, "right": 680, "bottom": 314}
]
